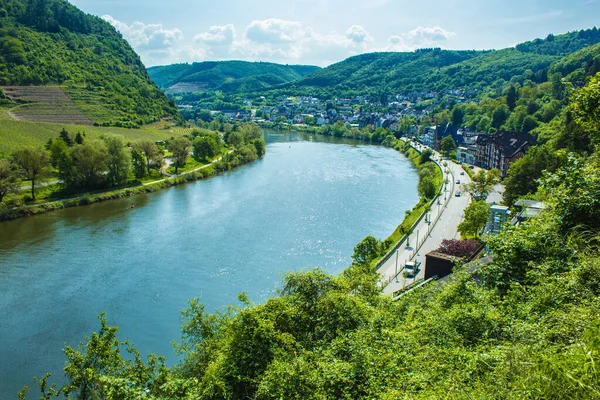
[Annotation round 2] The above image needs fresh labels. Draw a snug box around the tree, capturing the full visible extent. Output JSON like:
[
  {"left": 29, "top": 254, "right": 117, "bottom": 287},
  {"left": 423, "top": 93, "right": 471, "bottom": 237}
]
[
  {"left": 435, "top": 239, "right": 481, "bottom": 257},
  {"left": 13, "top": 147, "right": 51, "bottom": 200},
  {"left": 418, "top": 176, "right": 438, "bottom": 199},
  {"left": 551, "top": 72, "right": 565, "bottom": 101},
  {"left": 103, "top": 136, "right": 130, "bottom": 186},
  {"left": 0, "top": 159, "right": 18, "bottom": 202},
  {"left": 457, "top": 200, "right": 490, "bottom": 239},
  {"left": 451, "top": 106, "right": 464, "bottom": 127},
  {"left": 420, "top": 148, "right": 433, "bottom": 164},
  {"left": 506, "top": 85, "right": 517, "bottom": 111},
  {"left": 253, "top": 139, "right": 266, "bottom": 157},
  {"left": 492, "top": 104, "right": 509, "bottom": 129},
  {"left": 503, "top": 145, "right": 564, "bottom": 206},
  {"left": 71, "top": 141, "right": 108, "bottom": 189},
  {"left": 131, "top": 149, "right": 146, "bottom": 179},
  {"left": 352, "top": 236, "right": 381, "bottom": 265},
  {"left": 463, "top": 169, "right": 501, "bottom": 201},
  {"left": 74, "top": 132, "right": 84, "bottom": 145},
  {"left": 168, "top": 138, "right": 191, "bottom": 174},
  {"left": 59, "top": 128, "right": 74, "bottom": 146},
  {"left": 439, "top": 136, "right": 457, "bottom": 158},
  {"left": 135, "top": 140, "right": 160, "bottom": 174},
  {"left": 50, "top": 139, "right": 75, "bottom": 188},
  {"left": 193, "top": 136, "right": 219, "bottom": 161}
]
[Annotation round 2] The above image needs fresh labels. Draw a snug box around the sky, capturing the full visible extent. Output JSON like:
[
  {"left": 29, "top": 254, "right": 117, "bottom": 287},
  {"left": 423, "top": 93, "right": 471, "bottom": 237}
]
[{"left": 68, "top": 0, "right": 600, "bottom": 67}]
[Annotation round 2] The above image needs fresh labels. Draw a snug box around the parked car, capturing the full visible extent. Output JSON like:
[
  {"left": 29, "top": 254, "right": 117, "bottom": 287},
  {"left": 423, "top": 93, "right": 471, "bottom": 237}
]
[
  {"left": 456, "top": 179, "right": 461, "bottom": 184},
  {"left": 469, "top": 165, "right": 475, "bottom": 169},
  {"left": 455, "top": 191, "right": 461, "bottom": 197}
]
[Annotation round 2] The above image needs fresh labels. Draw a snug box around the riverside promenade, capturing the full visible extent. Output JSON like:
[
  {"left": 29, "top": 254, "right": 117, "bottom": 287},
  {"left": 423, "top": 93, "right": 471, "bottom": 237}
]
[{"left": 378, "top": 143, "right": 472, "bottom": 296}]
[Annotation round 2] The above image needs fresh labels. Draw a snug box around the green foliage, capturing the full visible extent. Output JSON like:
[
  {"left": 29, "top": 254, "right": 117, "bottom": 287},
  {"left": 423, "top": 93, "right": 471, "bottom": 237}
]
[
  {"left": 103, "top": 135, "right": 130, "bottom": 186},
  {"left": 419, "top": 148, "right": 433, "bottom": 164},
  {"left": 0, "top": 158, "right": 18, "bottom": 201},
  {"left": 168, "top": 137, "right": 191, "bottom": 174},
  {"left": 12, "top": 146, "right": 50, "bottom": 199},
  {"left": 352, "top": 236, "right": 381, "bottom": 265},
  {"left": 439, "top": 135, "right": 456, "bottom": 157},
  {"left": 148, "top": 61, "right": 320, "bottom": 93},
  {"left": 0, "top": 0, "right": 181, "bottom": 126},
  {"left": 463, "top": 168, "right": 500, "bottom": 201},
  {"left": 193, "top": 136, "right": 220, "bottom": 161},
  {"left": 457, "top": 200, "right": 490, "bottom": 239}
]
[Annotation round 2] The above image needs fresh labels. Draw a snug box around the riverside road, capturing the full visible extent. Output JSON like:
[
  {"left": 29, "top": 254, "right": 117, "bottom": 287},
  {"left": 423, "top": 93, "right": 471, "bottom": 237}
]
[{"left": 378, "top": 143, "right": 473, "bottom": 295}]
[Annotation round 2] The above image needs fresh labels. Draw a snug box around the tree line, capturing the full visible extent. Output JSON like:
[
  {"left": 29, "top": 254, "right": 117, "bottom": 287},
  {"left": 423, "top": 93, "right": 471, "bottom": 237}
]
[{"left": 0, "top": 124, "right": 266, "bottom": 207}]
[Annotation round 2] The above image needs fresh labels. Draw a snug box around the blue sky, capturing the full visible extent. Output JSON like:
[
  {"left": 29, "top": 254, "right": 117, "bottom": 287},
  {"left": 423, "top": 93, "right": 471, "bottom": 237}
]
[{"left": 68, "top": 0, "right": 600, "bottom": 67}]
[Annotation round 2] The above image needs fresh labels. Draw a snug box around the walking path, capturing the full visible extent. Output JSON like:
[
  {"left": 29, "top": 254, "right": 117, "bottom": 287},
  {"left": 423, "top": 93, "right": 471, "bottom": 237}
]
[{"left": 377, "top": 144, "right": 472, "bottom": 295}]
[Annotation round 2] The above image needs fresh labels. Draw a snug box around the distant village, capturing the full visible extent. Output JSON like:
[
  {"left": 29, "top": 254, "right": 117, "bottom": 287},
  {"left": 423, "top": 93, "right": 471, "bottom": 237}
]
[{"left": 179, "top": 88, "right": 536, "bottom": 177}]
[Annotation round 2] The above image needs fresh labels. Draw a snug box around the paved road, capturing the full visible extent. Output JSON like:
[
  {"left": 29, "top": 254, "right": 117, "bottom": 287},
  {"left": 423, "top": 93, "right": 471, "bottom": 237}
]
[{"left": 378, "top": 145, "right": 472, "bottom": 295}]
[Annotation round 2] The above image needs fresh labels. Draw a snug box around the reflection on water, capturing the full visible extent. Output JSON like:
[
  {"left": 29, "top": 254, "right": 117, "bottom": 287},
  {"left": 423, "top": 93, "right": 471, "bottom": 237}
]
[{"left": 0, "top": 131, "right": 418, "bottom": 398}]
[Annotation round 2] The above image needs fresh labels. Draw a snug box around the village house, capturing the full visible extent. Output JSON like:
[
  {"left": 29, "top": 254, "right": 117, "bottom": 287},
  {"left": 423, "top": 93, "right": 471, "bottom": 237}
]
[{"left": 475, "top": 131, "right": 536, "bottom": 176}]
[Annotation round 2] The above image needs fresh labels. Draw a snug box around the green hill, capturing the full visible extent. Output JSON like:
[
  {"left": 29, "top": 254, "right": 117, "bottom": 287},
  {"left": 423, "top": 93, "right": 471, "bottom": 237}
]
[
  {"left": 147, "top": 61, "right": 320, "bottom": 95},
  {"left": 0, "top": 0, "right": 181, "bottom": 127},
  {"left": 271, "top": 28, "right": 600, "bottom": 98}
]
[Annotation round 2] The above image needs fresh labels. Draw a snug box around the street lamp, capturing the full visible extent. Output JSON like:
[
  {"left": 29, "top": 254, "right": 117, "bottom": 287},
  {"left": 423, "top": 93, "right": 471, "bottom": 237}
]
[{"left": 394, "top": 249, "right": 400, "bottom": 283}]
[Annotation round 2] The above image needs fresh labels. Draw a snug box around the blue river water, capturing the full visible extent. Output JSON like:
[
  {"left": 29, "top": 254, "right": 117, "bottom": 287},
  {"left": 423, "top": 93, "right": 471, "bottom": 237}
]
[{"left": 0, "top": 131, "right": 419, "bottom": 397}]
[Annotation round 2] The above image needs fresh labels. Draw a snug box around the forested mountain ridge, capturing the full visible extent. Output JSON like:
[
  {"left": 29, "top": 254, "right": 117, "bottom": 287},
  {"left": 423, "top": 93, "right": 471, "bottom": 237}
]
[
  {"left": 147, "top": 61, "right": 321, "bottom": 95},
  {"left": 266, "top": 28, "right": 600, "bottom": 98},
  {"left": 0, "top": 0, "right": 181, "bottom": 127}
]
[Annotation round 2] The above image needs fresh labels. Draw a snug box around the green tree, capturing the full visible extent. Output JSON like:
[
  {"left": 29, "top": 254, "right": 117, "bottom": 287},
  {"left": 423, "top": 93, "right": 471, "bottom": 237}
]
[
  {"left": 352, "top": 236, "right": 381, "bottom": 265},
  {"left": 420, "top": 148, "right": 433, "bottom": 164},
  {"left": 103, "top": 136, "right": 130, "bottom": 186},
  {"left": 418, "top": 175, "right": 438, "bottom": 199},
  {"left": 13, "top": 147, "right": 51, "bottom": 200},
  {"left": 503, "top": 145, "right": 564, "bottom": 206},
  {"left": 252, "top": 138, "right": 266, "bottom": 157},
  {"left": 506, "top": 85, "right": 517, "bottom": 111},
  {"left": 59, "top": 128, "right": 74, "bottom": 146},
  {"left": 193, "top": 136, "right": 219, "bottom": 161},
  {"left": 50, "top": 139, "right": 75, "bottom": 188},
  {"left": 439, "top": 136, "right": 457, "bottom": 158},
  {"left": 0, "top": 159, "right": 19, "bottom": 202},
  {"left": 551, "top": 72, "right": 565, "bottom": 101},
  {"left": 458, "top": 200, "right": 490, "bottom": 239},
  {"left": 131, "top": 149, "right": 146, "bottom": 179},
  {"left": 464, "top": 169, "right": 500, "bottom": 201},
  {"left": 492, "top": 104, "right": 509, "bottom": 129},
  {"left": 168, "top": 138, "right": 191, "bottom": 174},
  {"left": 74, "top": 132, "right": 84, "bottom": 145},
  {"left": 452, "top": 106, "right": 464, "bottom": 127},
  {"left": 71, "top": 141, "right": 108, "bottom": 189},
  {"left": 135, "top": 140, "right": 160, "bottom": 174}
]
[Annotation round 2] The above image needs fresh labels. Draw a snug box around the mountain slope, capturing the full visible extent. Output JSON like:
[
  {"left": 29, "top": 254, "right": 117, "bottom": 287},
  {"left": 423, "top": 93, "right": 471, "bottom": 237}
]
[
  {"left": 274, "top": 28, "right": 600, "bottom": 97},
  {"left": 148, "top": 61, "right": 320, "bottom": 95},
  {"left": 0, "top": 0, "right": 181, "bottom": 127}
]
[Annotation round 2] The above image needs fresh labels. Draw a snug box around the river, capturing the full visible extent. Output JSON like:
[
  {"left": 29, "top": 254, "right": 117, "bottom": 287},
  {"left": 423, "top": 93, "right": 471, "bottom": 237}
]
[{"left": 0, "top": 131, "right": 419, "bottom": 397}]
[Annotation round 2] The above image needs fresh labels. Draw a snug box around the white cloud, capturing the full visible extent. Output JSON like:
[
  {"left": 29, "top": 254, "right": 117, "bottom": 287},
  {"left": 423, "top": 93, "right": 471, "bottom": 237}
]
[
  {"left": 404, "top": 26, "right": 455, "bottom": 46},
  {"left": 383, "top": 26, "right": 455, "bottom": 51},
  {"left": 194, "top": 24, "right": 235, "bottom": 44},
  {"left": 102, "top": 15, "right": 186, "bottom": 65},
  {"left": 346, "top": 25, "right": 373, "bottom": 44},
  {"left": 245, "top": 19, "right": 307, "bottom": 44},
  {"left": 102, "top": 14, "right": 455, "bottom": 66}
]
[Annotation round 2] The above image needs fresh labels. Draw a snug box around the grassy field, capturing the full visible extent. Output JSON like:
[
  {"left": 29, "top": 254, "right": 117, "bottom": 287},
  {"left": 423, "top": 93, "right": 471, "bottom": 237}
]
[{"left": 0, "top": 118, "right": 187, "bottom": 157}]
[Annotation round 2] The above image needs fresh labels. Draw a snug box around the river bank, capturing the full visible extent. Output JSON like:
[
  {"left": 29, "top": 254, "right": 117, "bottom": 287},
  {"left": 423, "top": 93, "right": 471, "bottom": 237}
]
[{"left": 0, "top": 149, "right": 248, "bottom": 222}]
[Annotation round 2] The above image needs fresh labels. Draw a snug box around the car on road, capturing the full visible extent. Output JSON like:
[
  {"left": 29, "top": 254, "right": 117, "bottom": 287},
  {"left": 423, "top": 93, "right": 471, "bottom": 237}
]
[
  {"left": 456, "top": 179, "right": 461, "bottom": 184},
  {"left": 455, "top": 191, "right": 461, "bottom": 197},
  {"left": 404, "top": 260, "right": 421, "bottom": 277},
  {"left": 460, "top": 171, "right": 465, "bottom": 176},
  {"left": 469, "top": 165, "right": 475, "bottom": 169}
]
